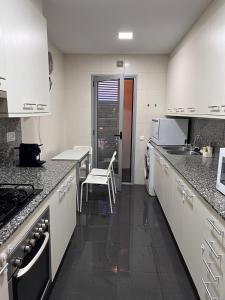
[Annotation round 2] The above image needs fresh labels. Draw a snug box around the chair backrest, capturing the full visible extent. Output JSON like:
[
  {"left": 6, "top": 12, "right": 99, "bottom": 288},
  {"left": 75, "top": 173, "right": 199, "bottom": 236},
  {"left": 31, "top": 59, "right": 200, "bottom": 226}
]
[{"left": 106, "top": 151, "right": 117, "bottom": 178}]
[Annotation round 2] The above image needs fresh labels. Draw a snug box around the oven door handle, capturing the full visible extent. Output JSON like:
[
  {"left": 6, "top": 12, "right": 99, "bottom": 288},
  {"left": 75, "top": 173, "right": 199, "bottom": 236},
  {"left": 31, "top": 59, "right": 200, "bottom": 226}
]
[{"left": 16, "top": 232, "right": 49, "bottom": 279}]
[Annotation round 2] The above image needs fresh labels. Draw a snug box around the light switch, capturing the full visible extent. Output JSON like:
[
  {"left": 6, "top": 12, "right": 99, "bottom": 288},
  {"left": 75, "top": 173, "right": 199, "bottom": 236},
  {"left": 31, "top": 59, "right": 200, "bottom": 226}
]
[
  {"left": 7, "top": 132, "right": 16, "bottom": 142},
  {"left": 139, "top": 136, "right": 145, "bottom": 141}
]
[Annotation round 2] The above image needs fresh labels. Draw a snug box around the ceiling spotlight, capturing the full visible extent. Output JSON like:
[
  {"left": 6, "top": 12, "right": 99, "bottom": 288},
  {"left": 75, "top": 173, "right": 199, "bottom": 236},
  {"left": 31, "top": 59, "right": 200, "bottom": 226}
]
[{"left": 118, "top": 32, "right": 133, "bottom": 40}]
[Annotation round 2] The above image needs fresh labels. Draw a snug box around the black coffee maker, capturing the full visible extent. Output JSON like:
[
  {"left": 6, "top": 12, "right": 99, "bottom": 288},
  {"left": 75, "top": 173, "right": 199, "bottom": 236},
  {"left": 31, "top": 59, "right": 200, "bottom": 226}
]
[{"left": 15, "top": 143, "right": 46, "bottom": 167}]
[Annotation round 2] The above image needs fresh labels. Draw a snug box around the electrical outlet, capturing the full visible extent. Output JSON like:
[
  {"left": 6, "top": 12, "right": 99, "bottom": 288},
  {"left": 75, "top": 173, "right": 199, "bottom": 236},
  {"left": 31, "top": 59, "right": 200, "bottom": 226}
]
[{"left": 7, "top": 132, "right": 16, "bottom": 143}]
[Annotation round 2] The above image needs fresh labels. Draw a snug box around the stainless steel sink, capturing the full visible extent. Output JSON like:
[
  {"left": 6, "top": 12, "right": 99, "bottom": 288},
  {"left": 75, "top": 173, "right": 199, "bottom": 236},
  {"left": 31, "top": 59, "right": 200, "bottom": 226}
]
[
  {"left": 166, "top": 150, "right": 200, "bottom": 155},
  {"left": 162, "top": 146, "right": 190, "bottom": 151}
]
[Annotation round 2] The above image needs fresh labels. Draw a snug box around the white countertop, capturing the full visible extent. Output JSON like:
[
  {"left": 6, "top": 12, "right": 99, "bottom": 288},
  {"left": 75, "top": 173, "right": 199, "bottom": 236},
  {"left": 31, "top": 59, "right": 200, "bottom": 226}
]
[{"left": 52, "top": 149, "right": 89, "bottom": 162}]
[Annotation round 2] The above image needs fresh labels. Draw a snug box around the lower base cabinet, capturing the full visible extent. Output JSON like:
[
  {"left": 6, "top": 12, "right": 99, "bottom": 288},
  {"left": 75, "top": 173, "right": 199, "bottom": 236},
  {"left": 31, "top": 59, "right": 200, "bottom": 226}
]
[
  {"left": 0, "top": 268, "right": 9, "bottom": 300},
  {"left": 50, "top": 169, "right": 77, "bottom": 280},
  {"left": 153, "top": 149, "right": 225, "bottom": 300}
]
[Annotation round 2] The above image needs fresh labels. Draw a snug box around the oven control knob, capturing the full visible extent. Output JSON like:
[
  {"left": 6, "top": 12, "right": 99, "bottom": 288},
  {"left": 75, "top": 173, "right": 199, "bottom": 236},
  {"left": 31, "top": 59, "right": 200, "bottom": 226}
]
[
  {"left": 41, "top": 223, "right": 47, "bottom": 230},
  {"left": 14, "top": 257, "right": 22, "bottom": 267},
  {"left": 33, "top": 232, "right": 41, "bottom": 239},
  {"left": 24, "top": 245, "right": 32, "bottom": 253},
  {"left": 29, "top": 239, "right": 36, "bottom": 247},
  {"left": 38, "top": 227, "right": 44, "bottom": 234}
]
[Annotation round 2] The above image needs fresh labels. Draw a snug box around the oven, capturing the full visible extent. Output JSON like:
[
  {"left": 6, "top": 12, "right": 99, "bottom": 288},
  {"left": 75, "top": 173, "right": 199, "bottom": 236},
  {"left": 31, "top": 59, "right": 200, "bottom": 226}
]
[
  {"left": 216, "top": 148, "right": 225, "bottom": 195},
  {"left": 7, "top": 208, "right": 50, "bottom": 300}
]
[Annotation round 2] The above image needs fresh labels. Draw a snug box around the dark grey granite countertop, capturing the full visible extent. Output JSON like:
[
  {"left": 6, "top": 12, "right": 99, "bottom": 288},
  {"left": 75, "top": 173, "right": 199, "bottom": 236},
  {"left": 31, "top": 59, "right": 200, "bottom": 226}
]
[
  {"left": 151, "top": 141, "right": 225, "bottom": 220},
  {"left": 0, "top": 160, "right": 76, "bottom": 247}
]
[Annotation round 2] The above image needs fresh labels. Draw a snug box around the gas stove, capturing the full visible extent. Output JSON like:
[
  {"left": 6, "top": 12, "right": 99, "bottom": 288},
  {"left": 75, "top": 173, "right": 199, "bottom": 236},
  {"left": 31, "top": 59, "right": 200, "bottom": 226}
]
[{"left": 0, "top": 184, "right": 42, "bottom": 229}]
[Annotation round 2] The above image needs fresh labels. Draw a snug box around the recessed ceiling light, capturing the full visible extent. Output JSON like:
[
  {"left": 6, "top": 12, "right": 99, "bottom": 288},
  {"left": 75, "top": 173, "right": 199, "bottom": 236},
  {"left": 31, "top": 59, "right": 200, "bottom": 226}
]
[{"left": 118, "top": 32, "right": 133, "bottom": 40}]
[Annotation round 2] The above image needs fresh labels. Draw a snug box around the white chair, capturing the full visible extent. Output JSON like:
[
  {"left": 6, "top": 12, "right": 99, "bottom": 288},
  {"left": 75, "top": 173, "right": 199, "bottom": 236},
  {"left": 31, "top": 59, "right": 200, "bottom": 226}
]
[
  {"left": 80, "top": 155, "right": 116, "bottom": 214},
  {"left": 90, "top": 151, "right": 117, "bottom": 195}
]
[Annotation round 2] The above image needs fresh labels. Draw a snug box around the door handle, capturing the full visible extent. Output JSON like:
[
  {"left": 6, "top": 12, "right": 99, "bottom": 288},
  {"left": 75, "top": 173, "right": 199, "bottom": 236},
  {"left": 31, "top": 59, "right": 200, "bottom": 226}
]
[{"left": 114, "top": 132, "right": 122, "bottom": 140}]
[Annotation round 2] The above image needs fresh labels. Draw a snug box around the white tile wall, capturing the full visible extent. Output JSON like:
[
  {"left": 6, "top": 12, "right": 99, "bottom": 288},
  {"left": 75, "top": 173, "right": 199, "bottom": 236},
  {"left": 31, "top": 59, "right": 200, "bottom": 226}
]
[{"left": 64, "top": 54, "right": 168, "bottom": 184}]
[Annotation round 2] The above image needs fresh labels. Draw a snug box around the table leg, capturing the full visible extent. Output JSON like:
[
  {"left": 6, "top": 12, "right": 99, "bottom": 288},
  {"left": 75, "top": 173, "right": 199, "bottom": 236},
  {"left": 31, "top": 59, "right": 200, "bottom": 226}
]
[
  {"left": 85, "top": 153, "right": 89, "bottom": 177},
  {"left": 76, "top": 163, "right": 81, "bottom": 212}
]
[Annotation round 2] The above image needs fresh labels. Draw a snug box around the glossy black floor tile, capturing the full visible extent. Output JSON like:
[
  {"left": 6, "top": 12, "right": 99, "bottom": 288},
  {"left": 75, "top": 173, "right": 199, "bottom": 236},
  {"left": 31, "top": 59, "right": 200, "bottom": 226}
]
[
  {"left": 118, "top": 272, "right": 163, "bottom": 300},
  {"left": 47, "top": 185, "right": 199, "bottom": 300}
]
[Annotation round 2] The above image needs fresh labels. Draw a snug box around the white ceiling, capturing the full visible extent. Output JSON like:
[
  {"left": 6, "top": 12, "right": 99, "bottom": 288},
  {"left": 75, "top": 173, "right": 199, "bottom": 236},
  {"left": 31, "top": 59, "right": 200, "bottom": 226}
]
[{"left": 43, "top": 0, "right": 212, "bottom": 54}]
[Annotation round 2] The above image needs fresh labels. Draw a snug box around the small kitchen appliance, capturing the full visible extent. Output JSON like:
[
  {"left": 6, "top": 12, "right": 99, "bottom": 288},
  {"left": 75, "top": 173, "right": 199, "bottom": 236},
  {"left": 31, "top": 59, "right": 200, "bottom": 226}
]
[
  {"left": 15, "top": 143, "right": 45, "bottom": 167},
  {"left": 151, "top": 118, "right": 189, "bottom": 146},
  {"left": 216, "top": 148, "right": 225, "bottom": 195}
]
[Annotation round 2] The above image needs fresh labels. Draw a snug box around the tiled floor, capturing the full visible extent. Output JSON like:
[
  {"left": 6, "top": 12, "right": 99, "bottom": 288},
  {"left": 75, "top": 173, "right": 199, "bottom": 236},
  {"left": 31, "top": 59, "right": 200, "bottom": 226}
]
[{"left": 47, "top": 185, "right": 199, "bottom": 300}]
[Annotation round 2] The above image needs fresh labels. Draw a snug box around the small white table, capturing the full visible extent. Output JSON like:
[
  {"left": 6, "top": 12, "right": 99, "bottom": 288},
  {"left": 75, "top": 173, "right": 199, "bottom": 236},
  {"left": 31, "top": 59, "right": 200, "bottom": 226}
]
[{"left": 52, "top": 149, "right": 90, "bottom": 211}]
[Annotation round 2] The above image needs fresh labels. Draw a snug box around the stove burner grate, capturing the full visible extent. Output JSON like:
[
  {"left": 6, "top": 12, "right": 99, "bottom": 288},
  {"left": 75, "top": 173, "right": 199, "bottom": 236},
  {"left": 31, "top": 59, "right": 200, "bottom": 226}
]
[{"left": 0, "top": 184, "right": 42, "bottom": 228}]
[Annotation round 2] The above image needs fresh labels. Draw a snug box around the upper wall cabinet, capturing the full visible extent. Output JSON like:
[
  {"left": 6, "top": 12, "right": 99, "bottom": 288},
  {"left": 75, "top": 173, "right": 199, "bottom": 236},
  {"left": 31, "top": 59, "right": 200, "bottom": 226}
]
[
  {"left": 0, "top": 0, "right": 49, "bottom": 117},
  {"left": 166, "top": 1, "right": 225, "bottom": 118}
]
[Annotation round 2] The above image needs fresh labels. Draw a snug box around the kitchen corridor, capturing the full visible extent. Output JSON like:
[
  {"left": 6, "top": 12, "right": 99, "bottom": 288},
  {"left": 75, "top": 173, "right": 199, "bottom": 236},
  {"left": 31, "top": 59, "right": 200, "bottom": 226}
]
[{"left": 47, "top": 185, "right": 199, "bottom": 300}]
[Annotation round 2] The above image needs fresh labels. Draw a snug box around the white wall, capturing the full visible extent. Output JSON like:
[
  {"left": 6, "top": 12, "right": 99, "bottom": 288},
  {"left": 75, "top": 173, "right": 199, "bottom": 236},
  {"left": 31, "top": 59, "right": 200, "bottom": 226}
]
[
  {"left": 21, "top": 42, "right": 67, "bottom": 160},
  {"left": 30, "top": 0, "right": 43, "bottom": 12},
  {"left": 64, "top": 54, "right": 168, "bottom": 184}
]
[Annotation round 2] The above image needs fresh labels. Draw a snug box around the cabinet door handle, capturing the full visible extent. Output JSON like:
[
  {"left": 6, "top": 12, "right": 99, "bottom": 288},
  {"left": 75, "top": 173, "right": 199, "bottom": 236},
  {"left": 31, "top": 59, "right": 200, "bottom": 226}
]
[
  {"left": 23, "top": 103, "right": 36, "bottom": 111},
  {"left": 184, "top": 191, "right": 194, "bottom": 204},
  {"left": 208, "top": 106, "right": 220, "bottom": 112},
  {"left": 202, "top": 279, "right": 218, "bottom": 300},
  {"left": 205, "top": 240, "right": 221, "bottom": 260},
  {"left": 187, "top": 107, "right": 196, "bottom": 112},
  {"left": 207, "top": 218, "right": 224, "bottom": 237},
  {"left": 0, "top": 263, "right": 8, "bottom": 275},
  {"left": 203, "top": 258, "right": 219, "bottom": 282},
  {"left": 176, "top": 179, "right": 184, "bottom": 187},
  {"left": 37, "top": 104, "right": 47, "bottom": 111}
]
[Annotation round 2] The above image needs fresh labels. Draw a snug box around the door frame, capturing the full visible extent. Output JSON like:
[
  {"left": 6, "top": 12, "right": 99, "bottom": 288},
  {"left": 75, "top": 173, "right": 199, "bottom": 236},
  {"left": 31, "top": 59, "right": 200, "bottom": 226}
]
[
  {"left": 124, "top": 75, "right": 137, "bottom": 185},
  {"left": 91, "top": 74, "right": 137, "bottom": 186}
]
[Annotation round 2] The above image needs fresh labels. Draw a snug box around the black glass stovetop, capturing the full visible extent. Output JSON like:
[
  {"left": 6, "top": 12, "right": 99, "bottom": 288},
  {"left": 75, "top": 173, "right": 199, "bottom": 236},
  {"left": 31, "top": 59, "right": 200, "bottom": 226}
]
[{"left": 0, "top": 184, "right": 42, "bottom": 229}]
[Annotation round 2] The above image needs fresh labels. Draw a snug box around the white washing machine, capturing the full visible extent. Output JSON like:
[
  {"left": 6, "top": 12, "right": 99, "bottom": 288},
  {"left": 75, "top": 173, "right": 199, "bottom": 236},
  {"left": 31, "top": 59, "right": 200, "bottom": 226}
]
[{"left": 144, "top": 142, "right": 156, "bottom": 196}]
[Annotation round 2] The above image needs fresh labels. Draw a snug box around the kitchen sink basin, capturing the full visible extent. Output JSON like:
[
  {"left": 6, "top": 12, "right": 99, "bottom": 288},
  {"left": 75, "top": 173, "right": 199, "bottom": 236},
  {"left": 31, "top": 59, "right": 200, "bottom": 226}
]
[
  {"left": 162, "top": 146, "right": 190, "bottom": 151},
  {"left": 167, "top": 150, "right": 200, "bottom": 155}
]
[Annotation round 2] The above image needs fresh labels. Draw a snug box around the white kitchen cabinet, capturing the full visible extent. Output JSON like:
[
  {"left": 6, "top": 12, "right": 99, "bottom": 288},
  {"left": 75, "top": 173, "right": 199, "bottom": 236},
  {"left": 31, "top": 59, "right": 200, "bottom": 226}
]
[
  {"left": 198, "top": 198, "right": 225, "bottom": 300},
  {"left": 50, "top": 169, "right": 77, "bottom": 280},
  {"left": 170, "top": 175, "right": 184, "bottom": 250},
  {"left": 166, "top": 1, "right": 225, "bottom": 118},
  {"left": 161, "top": 159, "right": 173, "bottom": 222},
  {"left": 1, "top": 0, "right": 49, "bottom": 116},
  {"left": 0, "top": 256, "right": 9, "bottom": 300},
  {"left": 181, "top": 182, "right": 202, "bottom": 287},
  {"left": 153, "top": 153, "right": 163, "bottom": 205}
]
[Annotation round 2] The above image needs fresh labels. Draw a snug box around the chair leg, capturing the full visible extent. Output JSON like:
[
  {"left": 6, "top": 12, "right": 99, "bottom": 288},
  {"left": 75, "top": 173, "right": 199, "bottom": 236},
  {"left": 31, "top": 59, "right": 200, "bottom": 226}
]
[
  {"left": 112, "top": 166, "right": 117, "bottom": 193},
  {"left": 107, "top": 181, "right": 113, "bottom": 214},
  {"left": 80, "top": 182, "right": 84, "bottom": 213},
  {"left": 86, "top": 183, "right": 89, "bottom": 202},
  {"left": 110, "top": 176, "right": 116, "bottom": 204}
]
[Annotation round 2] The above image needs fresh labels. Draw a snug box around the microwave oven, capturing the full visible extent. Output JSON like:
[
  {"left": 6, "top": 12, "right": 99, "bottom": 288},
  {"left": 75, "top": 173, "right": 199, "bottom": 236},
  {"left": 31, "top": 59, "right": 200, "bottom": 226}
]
[
  {"left": 216, "top": 148, "right": 225, "bottom": 195},
  {"left": 151, "top": 118, "right": 189, "bottom": 146}
]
